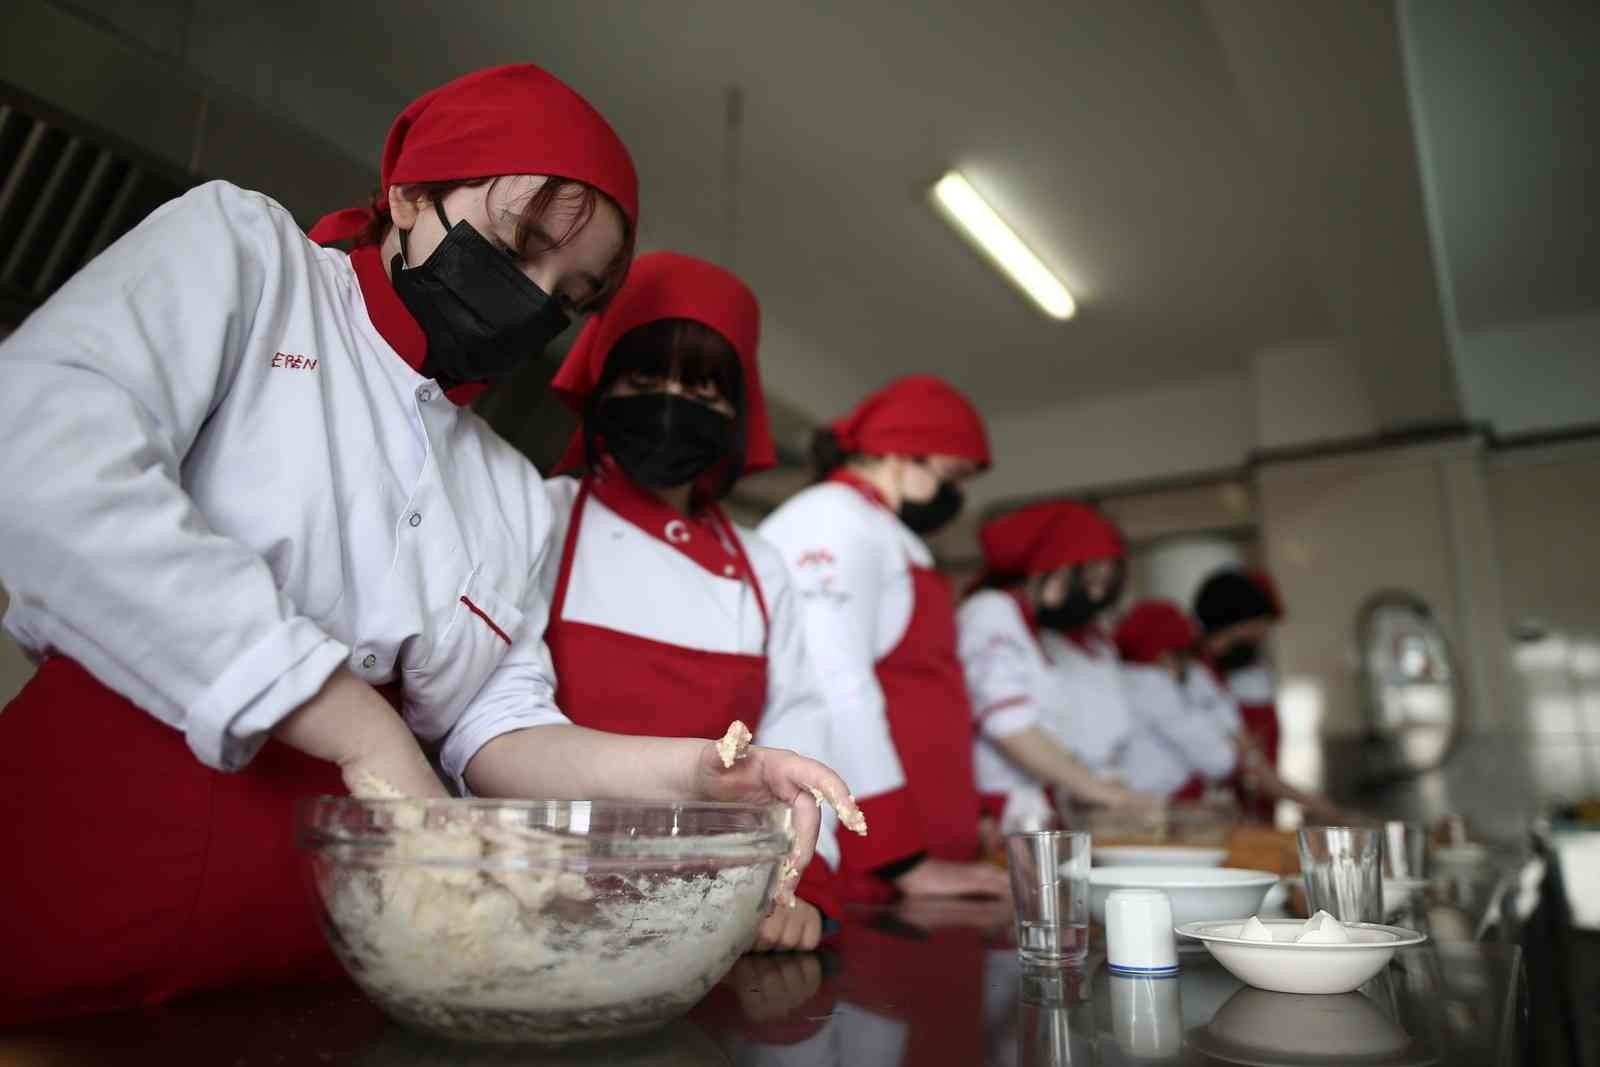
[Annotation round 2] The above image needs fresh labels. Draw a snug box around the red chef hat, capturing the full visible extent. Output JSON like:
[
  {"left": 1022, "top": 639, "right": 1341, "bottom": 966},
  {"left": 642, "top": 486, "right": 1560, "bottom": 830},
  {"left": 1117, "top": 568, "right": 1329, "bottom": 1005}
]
[
  {"left": 1114, "top": 600, "right": 1199, "bottom": 665},
  {"left": 551, "top": 250, "right": 776, "bottom": 477},
  {"left": 979, "top": 501, "right": 1124, "bottom": 579},
  {"left": 829, "top": 375, "right": 991, "bottom": 468},
  {"left": 309, "top": 63, "right": 638, "bottom": 243}
]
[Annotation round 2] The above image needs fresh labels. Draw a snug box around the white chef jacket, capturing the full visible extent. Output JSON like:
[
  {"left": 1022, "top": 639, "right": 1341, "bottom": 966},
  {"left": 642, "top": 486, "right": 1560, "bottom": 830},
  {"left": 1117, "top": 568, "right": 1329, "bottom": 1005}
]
[
  {"left": 1118, "top": 664, "right": 1238, "bottom": 796},
  {"left": 758, "top": 481, "right": 924, "bottom": 806},
  {"left": 957, "top": 590, "right": 1134, "bottom": 799},
  {"left": 0, "top": 181, "right": 567, "bottom": 786},
  {"left": 1224, "top": 663, "right": 1276, "bottom": 707},
  {"left": 542, "top": 475, "right": 839, "bottom": 869}
]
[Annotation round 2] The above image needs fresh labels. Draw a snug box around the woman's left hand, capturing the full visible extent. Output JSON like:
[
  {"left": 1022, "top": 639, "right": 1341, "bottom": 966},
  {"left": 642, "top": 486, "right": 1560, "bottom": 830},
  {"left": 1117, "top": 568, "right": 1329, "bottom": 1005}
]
[
  {"left": 751, "top": 897, "right": 824, "bottom": 952},
  {"left": 690, "top": 727, "right": 865, "bottom": 909}
]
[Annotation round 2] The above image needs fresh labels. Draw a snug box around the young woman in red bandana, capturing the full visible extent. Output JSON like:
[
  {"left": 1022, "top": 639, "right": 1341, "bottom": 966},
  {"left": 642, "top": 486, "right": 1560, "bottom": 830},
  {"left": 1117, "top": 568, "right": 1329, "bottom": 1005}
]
[
  {"left": 0, "top": 65, "right": 854, "bottom": 1022},
  {"left": 760, "top": 376, "right": 1012, "bottom": 903},
  {"left": 538, "top": 251, "right": 849, "bottom": 951},
  {"left": 959, "top": 502, "right": 1159, "bottom": 836}
]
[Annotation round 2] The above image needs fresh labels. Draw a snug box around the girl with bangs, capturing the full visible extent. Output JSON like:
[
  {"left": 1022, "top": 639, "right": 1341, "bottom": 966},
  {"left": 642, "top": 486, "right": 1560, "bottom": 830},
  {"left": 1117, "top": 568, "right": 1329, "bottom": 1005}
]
[
  {"left": 539, "top": 251, "right": 851, "bottom": 952},
  {"left": 0, "top": 66, "right": 854, "bottom": 1021}
]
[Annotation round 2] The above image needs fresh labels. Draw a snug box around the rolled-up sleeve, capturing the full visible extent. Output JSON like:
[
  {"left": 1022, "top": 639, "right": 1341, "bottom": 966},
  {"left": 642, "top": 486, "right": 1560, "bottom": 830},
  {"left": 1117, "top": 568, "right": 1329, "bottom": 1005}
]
[
  {"left": 0, "top": 182, "right": 345, "bottom": 770},
  {"left": 436, "top": 478, "right": 572, "bottom": 792},
  {"left": 958, "top": 593, "right": 1042, "bottom": 741}
]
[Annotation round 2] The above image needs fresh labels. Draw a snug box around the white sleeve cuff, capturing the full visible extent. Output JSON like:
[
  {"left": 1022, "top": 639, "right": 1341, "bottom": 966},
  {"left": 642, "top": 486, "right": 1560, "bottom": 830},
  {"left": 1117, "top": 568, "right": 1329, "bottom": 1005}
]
[
  {"left": 438, "top": 699, "right": 570, "bottom": 794},
  {"left": 976, "top": 694, "right": 1039, "bottom": 739},
  {"left": 185, "top": 618, "right": 348, "bottom": 771}
]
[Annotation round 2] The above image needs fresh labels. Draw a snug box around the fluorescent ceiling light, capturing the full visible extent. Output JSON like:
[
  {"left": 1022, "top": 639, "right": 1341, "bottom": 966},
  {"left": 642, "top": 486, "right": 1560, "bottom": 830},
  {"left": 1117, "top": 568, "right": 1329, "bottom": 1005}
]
[{"left": 930, "top": 171, "right": 1076, "bottom": 321}]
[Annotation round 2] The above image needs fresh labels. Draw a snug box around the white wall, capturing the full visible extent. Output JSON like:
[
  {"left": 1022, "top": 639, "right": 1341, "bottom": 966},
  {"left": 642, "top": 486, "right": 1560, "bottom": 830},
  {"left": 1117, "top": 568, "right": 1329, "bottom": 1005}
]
[
  {"left": 1255, "top": 438, "right": 1511, "bottom": 737},
  {"left": 1251, "top": 340, "right": 1377, "bottom": 451},
  {"left": 1454, "top": 312, "right": 1600, "bottom": 437},
  {"left": 1140, "top": 537, "right": 1246, "bottom": 611},
  {"left": 975, "top": 373, "right": 1253, "bottom": 506},
  {"left": 1489, "top": 440, "right": 1600, "bottom": 802}
]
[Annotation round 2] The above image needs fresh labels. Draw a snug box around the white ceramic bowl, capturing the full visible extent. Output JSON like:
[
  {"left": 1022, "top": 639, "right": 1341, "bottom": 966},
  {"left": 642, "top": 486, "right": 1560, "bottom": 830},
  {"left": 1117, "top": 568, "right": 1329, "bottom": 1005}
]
[
  {"left": 1175, "top": 918, "right": 1428, "bottom": 995},
  {"left": 1088, "top": 867, "right": 1279, "bottom": 926},
  {"left": 1093, "top": 845, "right": 1228, "bottom": 868}
]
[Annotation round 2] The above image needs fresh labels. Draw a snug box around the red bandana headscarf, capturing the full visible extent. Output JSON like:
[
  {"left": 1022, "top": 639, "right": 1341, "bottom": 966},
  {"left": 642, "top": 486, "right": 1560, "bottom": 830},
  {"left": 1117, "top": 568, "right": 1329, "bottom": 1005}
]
[
  {"left": 829, "top": 375, "right": 991, "bottom": 468},
  {"left": 310, "top": 63, "right": 638, "bottom": 244},
  {"left": 551, "top": 250, "right": 776, "bottom": 478},
  {"left": 978, "top": 500, "right": 1124, "bottom": 581},
  {"left": 1114, "top": 600, "right": 1199, "bottom": 664}
]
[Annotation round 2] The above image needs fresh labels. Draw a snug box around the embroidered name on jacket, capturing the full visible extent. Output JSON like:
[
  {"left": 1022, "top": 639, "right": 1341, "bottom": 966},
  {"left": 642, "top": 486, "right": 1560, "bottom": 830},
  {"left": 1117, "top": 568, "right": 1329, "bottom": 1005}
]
[{"left": 270, "top": 351, "right": 319, "bottom": 371}]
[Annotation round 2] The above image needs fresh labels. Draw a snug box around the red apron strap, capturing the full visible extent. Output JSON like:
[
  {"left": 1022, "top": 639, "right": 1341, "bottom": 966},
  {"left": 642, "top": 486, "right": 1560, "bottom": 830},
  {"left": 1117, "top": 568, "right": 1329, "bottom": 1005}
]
[
  {"left": 549, "top": 476, "right": 592, "bottom": 622},
  {"left": 707, "top": 504, "right": 770, "bottom": 648}
]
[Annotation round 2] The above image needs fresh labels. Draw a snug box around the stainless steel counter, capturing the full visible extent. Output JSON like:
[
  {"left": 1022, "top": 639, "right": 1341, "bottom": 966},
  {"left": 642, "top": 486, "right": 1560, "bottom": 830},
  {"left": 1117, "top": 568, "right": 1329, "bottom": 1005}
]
[{"left": 0, "top": 899, "right": 1531, "bottom": 1066}]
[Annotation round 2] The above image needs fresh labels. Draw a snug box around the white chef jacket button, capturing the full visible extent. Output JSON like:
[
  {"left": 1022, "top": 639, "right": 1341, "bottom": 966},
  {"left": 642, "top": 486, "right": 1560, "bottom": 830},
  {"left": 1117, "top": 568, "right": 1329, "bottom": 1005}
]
[
  {"left": 417, "top": 386, "right": 434, "bottom": 402},
  {"left": 723, "top": 564, "right": 736, "bottom": 577},
  {"left": 361, "top": 653, "right": 377, "bottom": 669},
  {"left": 408, "top": 511, "right": 422, "bottom": 527}
]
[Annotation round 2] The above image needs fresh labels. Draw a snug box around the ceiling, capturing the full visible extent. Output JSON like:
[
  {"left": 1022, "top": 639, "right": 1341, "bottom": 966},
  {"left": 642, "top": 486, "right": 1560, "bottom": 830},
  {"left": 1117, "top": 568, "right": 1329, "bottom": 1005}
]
[
  {"left": 1401, "top": 0, "right": 1600, "bottom": 334},
  {"left": 48, "top": 0, "right": 1347, "bottom": 422},
  {"left": 26, "top": 0, "right": 1591, "bottom": 435}
]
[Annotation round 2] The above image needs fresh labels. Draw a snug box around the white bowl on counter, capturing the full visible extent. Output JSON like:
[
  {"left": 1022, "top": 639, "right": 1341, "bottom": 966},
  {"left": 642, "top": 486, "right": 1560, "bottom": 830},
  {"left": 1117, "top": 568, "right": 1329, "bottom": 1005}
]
[
  {"left": 1088, "top": 866, "right": 1279, "bottom": 926},
  {"left": 1092, "top": 845, "right": 1229, "bottom": 868},
  {"left": 1175, "top": 918, "right": 1427, "bottom": 995}
]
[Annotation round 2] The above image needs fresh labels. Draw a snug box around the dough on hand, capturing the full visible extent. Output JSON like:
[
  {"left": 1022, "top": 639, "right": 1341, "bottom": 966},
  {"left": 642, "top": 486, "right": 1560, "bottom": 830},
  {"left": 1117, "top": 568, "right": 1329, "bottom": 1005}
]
[
  {"left": 808, "top": 786, "right": 869, "bottom": 837},
  {"left": 716, "top": 721, "right": 753, "bottom": 768}
]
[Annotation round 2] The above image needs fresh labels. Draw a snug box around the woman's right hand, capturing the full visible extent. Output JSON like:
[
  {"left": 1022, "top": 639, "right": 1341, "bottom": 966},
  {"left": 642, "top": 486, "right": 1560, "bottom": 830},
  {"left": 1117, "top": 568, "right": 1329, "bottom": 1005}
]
[
  {"left": 275, "top": 666, "right": 448, "bottom": 799},
  {"left": 895, "top": 857, "right": 1012, "bottom": 898}
]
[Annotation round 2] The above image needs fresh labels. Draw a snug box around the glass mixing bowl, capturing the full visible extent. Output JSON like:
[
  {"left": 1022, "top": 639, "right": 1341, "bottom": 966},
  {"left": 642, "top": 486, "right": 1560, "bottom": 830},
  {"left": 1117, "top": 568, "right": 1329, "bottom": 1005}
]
[{"left": 297, "top": 797, "right": 790, "bottom": 1044}]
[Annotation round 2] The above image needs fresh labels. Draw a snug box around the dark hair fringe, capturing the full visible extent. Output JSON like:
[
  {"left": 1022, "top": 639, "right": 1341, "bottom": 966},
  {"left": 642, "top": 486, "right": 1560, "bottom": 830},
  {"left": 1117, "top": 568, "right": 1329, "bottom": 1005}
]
[
  {"left": 355, "top": 176, "right": 636, "bottom": 311},
  {"left": 582, "top": 318, "right": 747, "bottom": 509},
  {"left": 810, "top": 428, "right": 853, "bottom": 480}
]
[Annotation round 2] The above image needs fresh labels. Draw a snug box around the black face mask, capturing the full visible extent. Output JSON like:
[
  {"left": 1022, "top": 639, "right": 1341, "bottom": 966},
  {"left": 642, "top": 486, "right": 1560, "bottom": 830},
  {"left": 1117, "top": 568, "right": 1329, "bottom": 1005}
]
[
  {"left": 391, "top": 201, "right": 571, "bottom": 387},
  {"left": 594, "top": 393, "right": 735, "bottom": 490},
  {"left": 1036, "top": 589, "right": 1103, "bottom": 633},
  {"left": 898, "top": 480, "right": 964, "bottom": 535},
  {"left": 1036, "top": 562, "right": 1125, "bottom": 633},
  {"left": 1215, "top": 640, "right": 1261, "bottom": 673}
]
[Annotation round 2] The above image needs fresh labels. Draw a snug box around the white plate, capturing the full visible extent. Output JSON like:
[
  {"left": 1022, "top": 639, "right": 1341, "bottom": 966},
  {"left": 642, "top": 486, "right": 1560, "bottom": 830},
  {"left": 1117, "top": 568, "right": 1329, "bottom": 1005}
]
[
  {"left": 1176, "top": 918, "right": 1428, "bottom": 995},
  {"left": 1093, "top": 845, "right": 1228, "bottom": 868},
  {"left": 1089, "top": 867, "right": 1279, "bottom": 926}
]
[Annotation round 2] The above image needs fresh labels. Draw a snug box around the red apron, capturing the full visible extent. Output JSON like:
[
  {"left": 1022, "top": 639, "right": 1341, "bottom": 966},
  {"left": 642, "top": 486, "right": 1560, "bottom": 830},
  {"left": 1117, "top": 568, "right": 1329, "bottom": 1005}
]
[
  {"left": 1235, "top": 699, "right": 1281, "bottom": 822},
  {"left": 545, "top": 475, "right": 771, "bottom": 740},
  {"left": 829, "top": 475, "right": 982, "bottom": 902},
  {"left": 0, "top": 657, "right": 347, "bottom": 1024},
  {"left": 543, "top": 475, "right": 839, "bottom": 917}
]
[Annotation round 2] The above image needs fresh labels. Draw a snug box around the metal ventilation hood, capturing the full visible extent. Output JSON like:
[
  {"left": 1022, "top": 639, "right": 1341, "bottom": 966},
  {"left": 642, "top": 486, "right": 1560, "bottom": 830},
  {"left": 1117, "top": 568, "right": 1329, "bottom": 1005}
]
[
  {"left": 0, "top": 0, "right": 371, "bottom": 324},
  {"left": 0, "top": 99, "right": 189, "bottom": 322}
]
